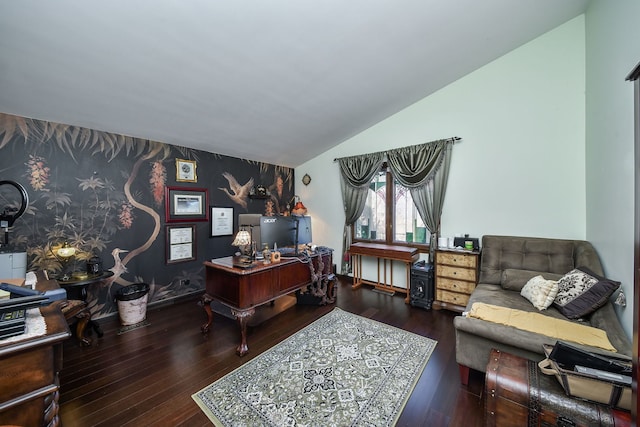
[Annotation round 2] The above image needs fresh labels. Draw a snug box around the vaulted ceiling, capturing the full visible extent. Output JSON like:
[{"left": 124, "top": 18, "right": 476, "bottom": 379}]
[{"left": 0, "top": 1, "right": 590, "bottom": 167}]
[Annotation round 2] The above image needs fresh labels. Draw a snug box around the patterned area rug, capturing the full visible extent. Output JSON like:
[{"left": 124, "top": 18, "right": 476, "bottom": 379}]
[{"left": 192, "top": 307, "right": 437, "bottom": 426}]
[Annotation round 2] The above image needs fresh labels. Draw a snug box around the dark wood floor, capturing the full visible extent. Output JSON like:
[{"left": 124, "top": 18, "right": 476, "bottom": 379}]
[{"left": 59, "top": 277, "right": 485, "bottom": 426}]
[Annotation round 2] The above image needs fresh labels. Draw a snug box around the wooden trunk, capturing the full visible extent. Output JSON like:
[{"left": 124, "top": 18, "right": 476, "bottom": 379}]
[{"left": 484, "top": 349, "right": 631, "bottom": 427}]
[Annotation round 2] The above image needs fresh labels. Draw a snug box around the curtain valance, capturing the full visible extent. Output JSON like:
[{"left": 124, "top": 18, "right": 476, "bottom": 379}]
[{"left": 336, "top": 137, "right": 459, "bottom": 274}]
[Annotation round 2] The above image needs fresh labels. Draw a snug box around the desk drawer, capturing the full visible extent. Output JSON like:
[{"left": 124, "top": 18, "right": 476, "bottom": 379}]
[
  {"left": 436, "top": 289, "right": 470, "bottom": 307},
  {"left": 436, "top": 252, "right": 477, "bottom": 268},
  {"left": 437, "top": 265, "right": 476, "bottom": 282},
  {"left": 436, "top": 277, "right": 475, "bottom": 294}
]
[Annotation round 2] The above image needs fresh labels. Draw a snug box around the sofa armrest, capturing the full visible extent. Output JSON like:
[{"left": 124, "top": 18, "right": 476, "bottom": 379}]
[{"left": 589, "top": 303, "right": 631, "bottom": 356}]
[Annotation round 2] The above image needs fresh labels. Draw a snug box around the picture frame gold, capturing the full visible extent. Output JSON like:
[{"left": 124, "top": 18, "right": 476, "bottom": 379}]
[{"left": 176, "top": 159, "right": 197, "bottom": 182}]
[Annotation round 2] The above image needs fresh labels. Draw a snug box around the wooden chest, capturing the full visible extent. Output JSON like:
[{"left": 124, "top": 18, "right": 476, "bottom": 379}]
[
  {"left": 485, "top": 349, "right": 631, "bottom": 427},
  {"left": 433, "top": 249, "right": 478, "bottom": 312}
]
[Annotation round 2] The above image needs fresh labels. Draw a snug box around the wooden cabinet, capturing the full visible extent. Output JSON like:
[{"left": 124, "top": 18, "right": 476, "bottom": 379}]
[
  {"left": 433, "top": 249, "right": 479, "bottom": 312},
  {"left": 0, "top": 278, "right": 70, "bottom": 427}
]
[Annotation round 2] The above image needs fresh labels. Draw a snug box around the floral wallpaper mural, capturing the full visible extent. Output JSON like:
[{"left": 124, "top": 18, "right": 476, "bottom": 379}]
[{"left": 0, "top": 112, "right": 293, "bottom": 319}]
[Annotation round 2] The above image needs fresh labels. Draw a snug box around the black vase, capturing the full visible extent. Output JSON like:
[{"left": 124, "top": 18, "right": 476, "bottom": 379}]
[{"left": 86, "top": 256, "right": 103, "bottom": 275}]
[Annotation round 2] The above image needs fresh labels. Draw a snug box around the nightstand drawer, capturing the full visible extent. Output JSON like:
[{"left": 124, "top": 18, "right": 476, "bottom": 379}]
[
  {"left": 436, "top": 252, "right": 477, "bottom": 268},
  {"left": 436, "top": 277, "right": 475, "bottom": 294},
  {"left": 437, "top": 265, "right": 476, "bottom": 282},
  {"left": 436, "top": 290, "right": 470, "bottom": 307}
]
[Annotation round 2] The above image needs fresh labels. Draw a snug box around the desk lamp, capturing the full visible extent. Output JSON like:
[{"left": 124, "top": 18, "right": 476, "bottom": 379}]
[
  {"left": 55, "top": 242, "right": 77, "bottom": 281},
  {"left": 232, "top": 228, "right": 253, "bottom": 265},
  {"left": 288, "top": 195, "right": 307, "bottom": 216}
]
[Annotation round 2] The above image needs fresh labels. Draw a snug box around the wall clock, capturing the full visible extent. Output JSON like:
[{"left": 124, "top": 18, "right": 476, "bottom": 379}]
[
  {"left": 176, "top": 159, "right": 197, "bottom": 183},
  {"left": 302, "top": 174, "right": 311, "bottom": 186}
]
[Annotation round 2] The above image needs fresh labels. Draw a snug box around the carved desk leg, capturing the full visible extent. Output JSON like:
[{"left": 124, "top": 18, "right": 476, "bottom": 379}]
[
  {"left": 200, "top": 293, "right": 214, "bottom": 333},
  {"left": 75, "top": 307, "right": 93, "bottom": 347},
  {"left": 231, "top": 308, "right": 255, "bottom": 357}
]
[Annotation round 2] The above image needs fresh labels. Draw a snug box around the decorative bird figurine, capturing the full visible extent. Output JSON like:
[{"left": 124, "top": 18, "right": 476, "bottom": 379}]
[{"left": 219, "top": 172, "right": 254, "bottom": 210}]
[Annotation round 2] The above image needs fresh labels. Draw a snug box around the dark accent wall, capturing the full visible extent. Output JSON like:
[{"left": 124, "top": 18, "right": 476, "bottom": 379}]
[{"left": 0, "top": 112, "right": 294, "bottom": 318}]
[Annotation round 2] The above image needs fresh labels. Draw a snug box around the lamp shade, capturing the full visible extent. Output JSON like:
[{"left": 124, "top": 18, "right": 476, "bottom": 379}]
[
  {"left": 291, "top": 201, "right": 307, "bottom": 216},
  {"left": 57, "top": 243, "right": 77, "bottom": 258},
  {"left": 232, "top": 230, "right": 252, "bottom": 247}
]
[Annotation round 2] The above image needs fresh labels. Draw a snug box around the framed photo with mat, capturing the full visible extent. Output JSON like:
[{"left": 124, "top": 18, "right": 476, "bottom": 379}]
[
  {"left": 176, "top": 159, "right": 197, "bottom": 182},
  {"left": 166, "top": 224, "right": 196, "bottom": 264},
  {"left": 165, "top": 187, "right": 209, "bottom": 223}
]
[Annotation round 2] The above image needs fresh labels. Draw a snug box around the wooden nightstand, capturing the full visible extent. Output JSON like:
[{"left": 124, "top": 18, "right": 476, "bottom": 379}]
[{"left": 433, "top": 249, "right": 479, "bottom": 312}]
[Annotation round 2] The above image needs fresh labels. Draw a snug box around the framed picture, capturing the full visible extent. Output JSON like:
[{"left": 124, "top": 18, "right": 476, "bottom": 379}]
[
  {"left": 176, "top": 159, "right": 197, "bottom": 183},
  {"left": 166, "top": 224, "right": 196, "bottom": 264},
  {"left": 210, "top": 207, "right": 234, "bottom": 237},
  {"left": 165, "top": 186, "right": 209, "bottom": 223}
]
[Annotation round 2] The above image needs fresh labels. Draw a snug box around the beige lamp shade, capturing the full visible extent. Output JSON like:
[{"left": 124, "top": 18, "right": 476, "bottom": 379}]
[
  {"left": 57, "top": 243, "right": 77, "bottom": 258},
  {"left": 232, "top": 230, "right": 252, "bottom": 247}
]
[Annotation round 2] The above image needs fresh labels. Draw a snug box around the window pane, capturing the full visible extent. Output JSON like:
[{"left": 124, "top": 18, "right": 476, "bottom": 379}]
[
  {"left": 393, "top": 183, "right": 428, "bottom": 244},
  {"left": 393, "top": 182, "right": 413, "bottom": 243},
  {"left": 355, "top": 171, "right": 385, "bottom": 240}
]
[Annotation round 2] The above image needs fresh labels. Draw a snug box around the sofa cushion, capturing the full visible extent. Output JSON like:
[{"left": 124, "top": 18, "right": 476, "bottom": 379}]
[
  {"left": 520, "top": 275, "right": 558, "bottom": 310},
  {"left": 500, "top": 268, "right": 564, "bottom": 291},
  {"left": 553, "top": 267, "right": 620, "bottom": 319},
  {"left": 479, "top": 235, "right": 604, "bottom": 284}
]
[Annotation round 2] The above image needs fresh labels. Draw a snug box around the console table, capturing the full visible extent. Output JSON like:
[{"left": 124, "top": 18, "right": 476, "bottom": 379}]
[
  {"left": 0, "top": 277, "right": 70, "bottom": 427},
  {"left": 349, "top": 242, "right": 419, "bottom": 303},
  {"left": 201, "top": 250, "right": 333, "bottom": 356}
]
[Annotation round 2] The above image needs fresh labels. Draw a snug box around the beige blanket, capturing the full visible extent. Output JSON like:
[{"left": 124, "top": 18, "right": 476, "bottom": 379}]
[{"left": 467, "top": 302, "right": 617, "bottom": 352}]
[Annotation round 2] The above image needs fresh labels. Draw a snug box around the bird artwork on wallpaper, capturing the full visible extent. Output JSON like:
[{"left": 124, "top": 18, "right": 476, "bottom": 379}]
[{"left": 219, "top": 172, "right": 254, "bottom": 210}]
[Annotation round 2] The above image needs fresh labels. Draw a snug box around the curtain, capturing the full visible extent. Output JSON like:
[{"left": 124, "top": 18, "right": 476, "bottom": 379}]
[
  {"left": 386, "top": 139, "right": 453, "bottom": 258},
  {"left": 337, "top": 152, "right": 384, "bottom": 274}
]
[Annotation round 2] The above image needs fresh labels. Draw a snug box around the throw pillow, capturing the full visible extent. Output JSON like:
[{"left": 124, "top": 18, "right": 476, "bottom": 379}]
[
  {"left": 520, "top": 275, "right": 558, "bottom": 310},
  {"left": 553, "top": 267, "right": 620, "bottom": 319}
]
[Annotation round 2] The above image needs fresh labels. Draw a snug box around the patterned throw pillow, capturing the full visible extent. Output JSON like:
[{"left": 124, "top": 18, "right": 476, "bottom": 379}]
[
  {"left": 520, "top": 275, "right": 558, "bottom": 310},
  {"left": 553, "top": 267, "right": 620, "bottom": 319}
]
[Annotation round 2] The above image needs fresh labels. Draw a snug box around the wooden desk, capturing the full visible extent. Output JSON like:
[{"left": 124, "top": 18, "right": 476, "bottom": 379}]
[
  {"left": 349, "top": 242, "right": 419, "bottom": 303},
  {"left": 201, "top": 250, "right": 333, "bottom": 356},
  {"left": 0, "top": 278, "right": 71, "bottom": 427}
]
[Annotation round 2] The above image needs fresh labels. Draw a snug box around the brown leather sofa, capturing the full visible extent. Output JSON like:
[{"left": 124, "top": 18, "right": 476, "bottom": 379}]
[{"left": 453, "top": 235, "right": 631, "bottom": 384}]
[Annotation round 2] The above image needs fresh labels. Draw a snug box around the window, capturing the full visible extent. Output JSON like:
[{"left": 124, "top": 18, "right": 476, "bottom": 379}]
[{"left": 353, "top": 164, "right": 429, "bottom": 247}]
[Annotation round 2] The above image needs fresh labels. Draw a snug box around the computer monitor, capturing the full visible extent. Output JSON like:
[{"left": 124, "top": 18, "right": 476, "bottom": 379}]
[{"left": 259, "top": 216, "right": 298, "bottom": 250}]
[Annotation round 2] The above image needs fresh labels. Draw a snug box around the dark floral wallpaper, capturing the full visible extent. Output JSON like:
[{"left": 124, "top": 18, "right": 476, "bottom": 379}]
[{"left": 0, "top": 112, "right": 294, "bottom": 319}]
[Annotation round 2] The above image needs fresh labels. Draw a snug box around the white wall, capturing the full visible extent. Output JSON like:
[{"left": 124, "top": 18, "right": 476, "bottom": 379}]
[
  {"left": 585, "top": 0, "right": 640, "bottom": 338},
  {"left": 297, "top": 16, "right": 587, "bottom": 288}
]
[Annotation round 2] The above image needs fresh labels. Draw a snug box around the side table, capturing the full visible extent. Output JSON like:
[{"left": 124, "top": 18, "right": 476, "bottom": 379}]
[{"left": 55, "top": 270, "right": 114, "bottom": 340}]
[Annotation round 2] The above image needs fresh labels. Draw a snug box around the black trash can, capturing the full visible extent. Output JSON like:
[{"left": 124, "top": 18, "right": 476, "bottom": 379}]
[{"left": 115, "top": 283, "right": 149, "bottom": 326}]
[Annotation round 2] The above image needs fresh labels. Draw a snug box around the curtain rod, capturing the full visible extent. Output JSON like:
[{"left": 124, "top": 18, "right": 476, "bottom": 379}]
[{"left": 333, "top": 136, "right": 461, "bottom": 162}]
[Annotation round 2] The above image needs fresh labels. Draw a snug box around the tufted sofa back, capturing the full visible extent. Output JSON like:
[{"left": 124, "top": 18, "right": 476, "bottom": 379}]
[{"left": 478, "top": 235, "right": 604, "bottom": 285}]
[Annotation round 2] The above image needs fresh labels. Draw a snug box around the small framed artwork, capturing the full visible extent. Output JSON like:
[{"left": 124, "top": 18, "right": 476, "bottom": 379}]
[
  {"left": 166, "top": 224, "right": 196, "bottom": 264},
  {"left": 165, "top": 186, "right": 209, "bottom": 223},
  {"left": 210, "top": 207, "right": 234, "bottom": 237},
  {"left": 176, "top": 159, "right": 197, "bottom": 183}
]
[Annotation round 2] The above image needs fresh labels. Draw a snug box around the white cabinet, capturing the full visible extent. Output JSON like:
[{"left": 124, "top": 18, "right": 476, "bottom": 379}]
[{"left": 0, "top": 252, "right": 27, "bottom": 278}]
